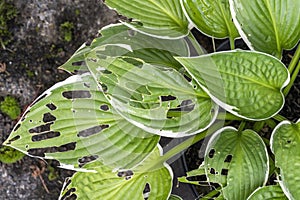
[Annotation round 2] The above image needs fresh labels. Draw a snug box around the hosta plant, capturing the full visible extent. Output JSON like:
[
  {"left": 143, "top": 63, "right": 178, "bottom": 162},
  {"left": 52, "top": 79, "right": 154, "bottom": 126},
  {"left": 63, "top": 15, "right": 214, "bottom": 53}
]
[{"left": 3, "top": 0, "right": 300, "bottom": 199}]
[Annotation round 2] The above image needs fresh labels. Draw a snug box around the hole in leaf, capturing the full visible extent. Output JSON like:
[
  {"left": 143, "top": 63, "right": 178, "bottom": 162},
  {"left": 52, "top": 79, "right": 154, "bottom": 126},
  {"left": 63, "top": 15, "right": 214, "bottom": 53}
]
[
  {"left": 43, "top": 113, "right": 56, "bottom": 123},
  {"left": 183, "top": 74, "right": 192, "bottom": 82},
  {"left": 143, "top": 183, "right": 151, "bottom": 198},
  {"left": 100, "top": 83, "right": 108, "bottom": 92},
  {"left": 224, "top": 155, "right": 233, "bottom": 163},
  {"left": 46, "top": 103, "right": 57, "bottom": 111},
  {"left": 32, "top": 131, "right": 60, "bottom": 142},
  {"left": 62, "top": 91, "right": 91, "bottom": 99},
  {"left": 210, "top": 168, "right": 216, "bottom": 174},
  {"left": 77, "top": 125, "right": 109, "bottom": 137},
  {"left": 221, "top": 169, "right": 228, "bottom": 176},
  {"left": 208, "top": 149, "right": 215, "bottom": 158},
  {"left": 127, "top": 29, "right": 137, "bottom": 37},
  {"left": 180, "top": 100, "right": 195, "bottom": 111},
  {"left": 117, "top": 170, "right": 134, "bottom": 180},
  {"left": 186, "top": 174, "right": 207, "bottom": 182},
  {"left": 102, "top": 70, "right": 112, "bottom": 74},
  {"left": 6, "top": 135, "right": 20, "bottom": 145},
  {"left": 14, "top": 124, "right": 21, "bottom": 131},
  {"left": 126, "top": 58, "right": 143, "bottom": 68},
  {"left": 61, "top": 187, "right": 76, "bottom": 200},
  {"left": 83, "top": 83, "right": 90, "bottom": 88},
  {"left": 72, "top": 61, "right": 85, "bottom": 66},
  {"left": 287, "top": 140, "right": 291, "bottom": 144},
  {"left": 29, "top": 122, "right": 54, "bottom": 133},
  {"left": 78, "top": 155, "right": 99, "bottom": 167},
  {"left": 161, "top": 95, "right": 177, "bottom": 102},
  {"left": 28, "top": 142, "right": 76, "bottom": 157},
  {"left": 100, "top": 104, "right": 109, "bottom": 111}
]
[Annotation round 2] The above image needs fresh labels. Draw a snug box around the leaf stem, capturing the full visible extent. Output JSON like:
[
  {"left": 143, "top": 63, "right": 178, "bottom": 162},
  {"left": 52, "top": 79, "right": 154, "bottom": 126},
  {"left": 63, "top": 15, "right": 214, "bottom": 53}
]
[
  {"left": 284, "top": 60, "right": 300, "bottom": 96},
  {"left": 150, "top": 122, "right": 224, "bottom": 169},
  {"left": 283, "top": 44, "right": 300, "bottom": 96},
  {"left": 287, "top": 44, "right": 300, "bottom": 74},
  {"left": 272, "top": 114, "right": 287, "bottom": 122},
  {"left": 238, "top": 121, "right": 246, "bottom": 133},
  {"left": 229, "top": 36, "right": 235, "bottom": 50},
  {"left": 187, "top": 32, "right": 205, "bottom": 55},
  {"left": 217, "top": 112, "right": 242, "bottom": 121}
]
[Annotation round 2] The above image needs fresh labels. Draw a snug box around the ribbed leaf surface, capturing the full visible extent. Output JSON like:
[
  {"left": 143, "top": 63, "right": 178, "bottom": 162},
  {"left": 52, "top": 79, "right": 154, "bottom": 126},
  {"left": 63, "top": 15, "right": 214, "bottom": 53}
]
[
  {"left": 60, "top": 24, "right": 189, "bottom": 74},
  {"left": 204, "top": 127, "right": 269, "bottom": 200},
  {"left": 86, "top": 56, "right": 218, "bottom": 137},
  {"left": 182, "top": 0, "right": 239, "bottom": 39},
  {"left": 230, "top": 0, "right": 300, "bottom": 58},
  {"left": 4, "top": 74, "right": 159, "bottom": 169},
  {"left": 105, "top": 0, "right": 189, "bottom": 38},
  {"left": 59, "top": 146, "right": 172, "bottom": 200},
  {"left": 247, "top": 185, "right": 288, "bottom": 200},
  {"left": 271, "top": 120, "right": 300, "bottom": 199},
  {"left": 176, "top": 50, "right": 289, "bottom": 120}
]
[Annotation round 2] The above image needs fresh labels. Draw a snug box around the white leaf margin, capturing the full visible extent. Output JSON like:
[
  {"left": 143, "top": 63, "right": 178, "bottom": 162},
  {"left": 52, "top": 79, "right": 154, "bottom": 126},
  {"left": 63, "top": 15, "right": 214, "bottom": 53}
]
[{"left": 270, "top": 119, "right": 300, "bottom": 200}]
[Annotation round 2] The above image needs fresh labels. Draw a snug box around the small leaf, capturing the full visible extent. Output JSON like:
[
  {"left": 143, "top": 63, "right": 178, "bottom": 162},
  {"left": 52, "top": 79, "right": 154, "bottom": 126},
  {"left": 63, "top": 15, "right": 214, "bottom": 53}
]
[
  {"left": 230, "top": 0, "right": 300, "bottom": 58},
  {"left": 182, "top": 0, "right": 239, "bottom": 39},
  {"left": 105, "top": 0, "right": 189, "bottom": 39},
  {"left": 271, "top": 120, "right": 300, "bottom": 199},
  {"left": 169, "top": 194, "right": 183, "bottom": 200},
  {"left": 86, "top": 56, "right": 218, "bottom": 137},
  {"left": 176, "top": 50, "right": 290, "bottom": 120},
  {"left": 59, "top": 145, "right": 173, "bottom": 200},
  {"left": 203, "top": 127, "right": 269, "bottom": 200},
  {"left": 4, "top": 73, "right": 159, "bottom": 169},
  {"left": 247, "top": 185, "right": 288, "bottom": 200},
  {"left": 59, "top": 24, "right": 189, "bottom": 74}
]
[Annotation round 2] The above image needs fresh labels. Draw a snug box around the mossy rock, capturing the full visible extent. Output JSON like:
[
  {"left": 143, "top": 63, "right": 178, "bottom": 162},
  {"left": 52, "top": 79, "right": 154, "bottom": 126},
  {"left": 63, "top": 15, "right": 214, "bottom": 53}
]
[
  {"left": 0, "top": 96, "right": 21, "bottom": 120},
  {"left": 0, "top": 146, "right": 24, "bottom": 164}
]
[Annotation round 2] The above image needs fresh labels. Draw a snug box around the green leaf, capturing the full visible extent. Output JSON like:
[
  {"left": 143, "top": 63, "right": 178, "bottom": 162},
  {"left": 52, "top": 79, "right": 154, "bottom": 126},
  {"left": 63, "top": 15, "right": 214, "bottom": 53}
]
[
  {"left": 60, "top": 24, "right": 189, "bottom": 74},
  {"left": 271, "top": 120, "right": 300, "bottom": 199},
  {"left": 247, "top": 185, "right": 288, "bottom": 200},
  {"left": 176, "top": 50, "right": 290, "bottom": 120},
  {"left": 230, "top": 0, "right": 300, "bottom": 58},
  {"left": 105, "top": 0, "right": 189, "bottom": 39},
  {"left": 168, "top": 194, "right": 183, "bottom": 200},
  {"left": 3, "top": 73, "right": 159, "bottom": 169},
  {"left": 59, "top": 145, "right": 173, "bottom": 200},
  {"left": 85, "top": 56, "right": 218, "bottom": 137},
  {"left": 203, "top": 127, "right": 269, "bottom": 200},
  {"left": 182, "top": 0, "right": 239, "bottom": 39}
]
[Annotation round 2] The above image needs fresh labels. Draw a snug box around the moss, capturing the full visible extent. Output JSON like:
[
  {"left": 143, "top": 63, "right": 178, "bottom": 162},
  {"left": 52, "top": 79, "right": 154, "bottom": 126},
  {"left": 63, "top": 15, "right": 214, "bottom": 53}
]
[
  {"left": 0, "top": 96, "right": 21, "bottom": 120},
  {"left": 0, "top": 145, "right": 25, "bottom": 164},
  {"left": 47, "top": 165, "right": 59, "bottom": 181},
  {"left": 0, "top": 0, "right": 17, "bottom": 49},
  {"left": 26, "top": 69, "right": 34, "bottom": 77},
  {"left": 60, "top": 21, "right": 74, "bottom": 42}
]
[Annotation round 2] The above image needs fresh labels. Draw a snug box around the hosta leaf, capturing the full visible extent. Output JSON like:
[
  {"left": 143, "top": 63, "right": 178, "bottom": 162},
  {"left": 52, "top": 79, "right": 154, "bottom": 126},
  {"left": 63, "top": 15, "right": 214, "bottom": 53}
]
[
  {"left": 3, "top": 73, "right": 159, "bottom": 169},
  {"left": 85, "top": 56, "right": 218, "bottom": 137},
  {"left": 59, "top": 145, "right": 173, "bottom": 200},
  {"left": 230, "top": 0, "right": 300, "bottom": 58},
  {"left": 271, "top": 120, "right": 300, "bottom": 199},
  {"left": 176, "top": 50, "right": 290, "bottom": 120},
  {"left": 105, "top": 0, "right": 189, "bottom": 39},
  {"left": 181, "top": 0, "right": 239, "bottom": 39},
  {"left": 247, "top": 185, "right": 288, "bottom": 200},
  {"left": 60, "top": 24, "right": 189, "bottom": 74},
  {"left": 203, "top": 127, "right": 269, "bottom": 200}
]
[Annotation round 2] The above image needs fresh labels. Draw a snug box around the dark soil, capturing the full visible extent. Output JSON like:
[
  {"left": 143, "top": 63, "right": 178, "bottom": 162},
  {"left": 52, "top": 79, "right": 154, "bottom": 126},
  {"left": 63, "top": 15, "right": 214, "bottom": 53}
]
[{"left": 0, "top": 0, "right": 121, "bottom": 199}]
